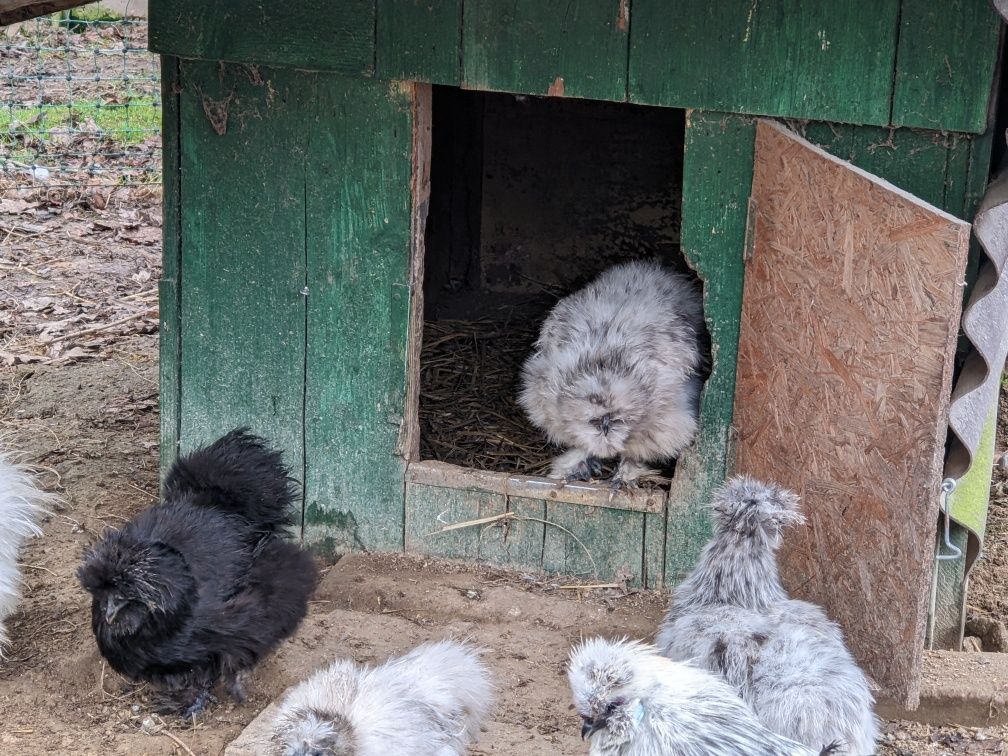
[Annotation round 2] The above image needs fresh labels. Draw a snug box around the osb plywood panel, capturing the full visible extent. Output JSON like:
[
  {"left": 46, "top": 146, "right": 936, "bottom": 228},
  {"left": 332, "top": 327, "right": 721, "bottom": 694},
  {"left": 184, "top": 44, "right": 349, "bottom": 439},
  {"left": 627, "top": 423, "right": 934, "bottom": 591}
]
[{"left": 733, "top": 120, "right": 970, "bottom": 708}]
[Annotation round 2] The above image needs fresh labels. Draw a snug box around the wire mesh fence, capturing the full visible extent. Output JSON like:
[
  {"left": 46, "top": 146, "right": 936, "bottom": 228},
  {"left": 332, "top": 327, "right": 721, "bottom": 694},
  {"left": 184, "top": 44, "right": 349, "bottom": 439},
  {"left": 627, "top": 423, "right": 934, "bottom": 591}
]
[{"left": 1, "top": 2, "right": 161, "bottom": 193}]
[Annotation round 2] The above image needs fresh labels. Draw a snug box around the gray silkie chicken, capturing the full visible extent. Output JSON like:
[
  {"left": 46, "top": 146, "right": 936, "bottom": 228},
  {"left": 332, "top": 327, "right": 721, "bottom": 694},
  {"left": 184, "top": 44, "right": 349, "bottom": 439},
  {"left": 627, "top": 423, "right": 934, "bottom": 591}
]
[
  {"left": 0, "top": 452, "right": 52, "bottom": 651},
  {"left": 655, "top": 476, "right": 878, "bottom": 755},
  {"left": 568, "top": 636, "right": 838, "bottom": 756},
  {"left": 271, "top": 639, "right": 493, "bottom": 755},
  {"left": 519, "top": 260, "right": 704, "bottom": 486}
]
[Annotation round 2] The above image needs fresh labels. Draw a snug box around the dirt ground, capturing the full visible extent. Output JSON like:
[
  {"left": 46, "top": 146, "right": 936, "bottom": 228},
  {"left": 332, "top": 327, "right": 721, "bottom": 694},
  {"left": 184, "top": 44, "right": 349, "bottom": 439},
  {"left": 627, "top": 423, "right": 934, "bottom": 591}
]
[{"left": 1, "top": 199, "right": 1007, "bottom": 756}]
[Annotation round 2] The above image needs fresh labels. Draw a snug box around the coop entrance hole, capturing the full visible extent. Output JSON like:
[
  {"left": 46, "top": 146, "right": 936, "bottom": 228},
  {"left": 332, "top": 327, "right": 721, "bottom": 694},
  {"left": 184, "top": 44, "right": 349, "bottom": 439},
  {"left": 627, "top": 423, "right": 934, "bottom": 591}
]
[{"left": 414, "top": 86, "right": 704, "bottom": 496}]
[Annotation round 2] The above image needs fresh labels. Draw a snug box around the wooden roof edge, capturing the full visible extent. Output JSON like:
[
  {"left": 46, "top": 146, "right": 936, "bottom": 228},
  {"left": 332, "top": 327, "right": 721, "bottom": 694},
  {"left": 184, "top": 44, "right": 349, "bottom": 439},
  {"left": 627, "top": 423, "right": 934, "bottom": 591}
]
[{"left": 1, "top": 0, "right": 95, "bottom": 26}]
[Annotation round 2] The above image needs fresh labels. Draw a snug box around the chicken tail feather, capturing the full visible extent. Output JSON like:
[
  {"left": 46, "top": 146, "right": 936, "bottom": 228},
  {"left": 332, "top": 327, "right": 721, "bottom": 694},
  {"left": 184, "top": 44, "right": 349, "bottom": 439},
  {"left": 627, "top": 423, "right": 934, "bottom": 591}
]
[{"left": 162, "top": 427, "right": 297, "bottom": 533}]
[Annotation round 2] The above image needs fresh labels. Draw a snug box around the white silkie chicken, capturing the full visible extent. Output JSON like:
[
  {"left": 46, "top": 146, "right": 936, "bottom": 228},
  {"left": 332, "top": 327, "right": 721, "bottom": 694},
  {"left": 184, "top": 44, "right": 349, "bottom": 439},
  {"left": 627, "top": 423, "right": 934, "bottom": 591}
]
[
  {"left": 0, "top": 452, "right": 50, "bottom": 651},
  {"left": 271, "top": 639, "right": 493, "bottom": 756},
  {"left": 519, "top": 261, "right": 705, "bottom": 487},
  {"left": 655, "top": 476, "right": 878, "bottom": 755},
  {"left": 568, "top": 637, "right": 838, "bottom": 756}
]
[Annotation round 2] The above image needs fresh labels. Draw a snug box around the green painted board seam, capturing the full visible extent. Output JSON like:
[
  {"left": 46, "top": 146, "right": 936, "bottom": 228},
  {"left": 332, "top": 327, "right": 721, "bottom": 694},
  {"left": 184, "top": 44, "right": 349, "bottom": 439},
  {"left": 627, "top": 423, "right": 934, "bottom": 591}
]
[
  {"left": 301, "top": 161, "right": 310, "bottom": 540},
  {"left": 375, "top": 0, "right": 464, "bottom": 85},
  {"left": 885, "top": 0, "right": 904, "bottom": 126},
  {"left": 622, "top": 0, "right": 633, "bottom": 103},
  {"left": 890, "top": 0, "right": 1001, "bottom": 133},
  {"left": 159, "top": 55, "right": 182, "bottom": 480}
]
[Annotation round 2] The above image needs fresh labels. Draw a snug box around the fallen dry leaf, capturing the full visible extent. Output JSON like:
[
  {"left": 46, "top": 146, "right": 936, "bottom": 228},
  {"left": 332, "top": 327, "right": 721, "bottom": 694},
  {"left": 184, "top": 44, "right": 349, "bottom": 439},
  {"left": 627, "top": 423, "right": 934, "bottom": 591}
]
[
  {"left": 118, "top": 226, "right": 161, "bottom": 246},
  {"left": 0, "top": 198, "right": 38, "bottom": 214}
]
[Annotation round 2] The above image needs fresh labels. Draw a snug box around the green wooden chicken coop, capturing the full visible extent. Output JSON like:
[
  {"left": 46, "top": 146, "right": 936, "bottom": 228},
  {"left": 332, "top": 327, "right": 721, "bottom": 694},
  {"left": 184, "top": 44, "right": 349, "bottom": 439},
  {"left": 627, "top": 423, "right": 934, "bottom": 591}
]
[{"left": 148, "top": 0, "right": 1007, "bottom": 707}]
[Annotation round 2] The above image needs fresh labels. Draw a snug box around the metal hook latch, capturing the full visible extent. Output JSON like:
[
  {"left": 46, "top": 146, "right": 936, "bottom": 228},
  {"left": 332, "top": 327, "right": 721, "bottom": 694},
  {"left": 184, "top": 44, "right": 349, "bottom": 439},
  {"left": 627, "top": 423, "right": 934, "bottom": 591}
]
[{"left": 936, "top": 478, "right": 962, "bottom": 562}]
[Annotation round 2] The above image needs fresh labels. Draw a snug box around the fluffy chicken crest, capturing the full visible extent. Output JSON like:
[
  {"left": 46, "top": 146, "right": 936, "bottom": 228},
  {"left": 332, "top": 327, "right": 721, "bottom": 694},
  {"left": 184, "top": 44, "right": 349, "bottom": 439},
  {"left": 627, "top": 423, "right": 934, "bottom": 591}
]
[
  {"left": 656, "top": 475, "right": 878, "bottom": 755},
  {"left": 569, "top": 636, "right": 833, "bottom": 756}
]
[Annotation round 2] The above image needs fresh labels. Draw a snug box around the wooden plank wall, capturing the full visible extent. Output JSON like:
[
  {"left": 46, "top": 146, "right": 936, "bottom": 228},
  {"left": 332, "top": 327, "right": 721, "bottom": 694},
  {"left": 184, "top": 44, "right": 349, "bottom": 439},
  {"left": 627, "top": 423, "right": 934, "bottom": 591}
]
[
  {"left": 892, "top": 0, "right": 1002, "bottom": 133},
  {"left": 151, "top": 0, "right": 1001, "bottom": 134},
  {"left": 156, "top": 2, "right": 999, "bottom": 582},
  {"left": 631, "top": 1, "right": 900, "bottom": 125},
  {"left": 461, "top": 1, "right": 629, "bottom": 101},
  {"left": 665, "top": 111, "right": 754, "bottom": 583},
  {"left": 303, "top": 78, "right": 415, "bottom": 553},
  {"left": 375, "top": 0, "right": 462, "bottom": 85},
  {"left": 405, "top": 477, "right": 651, "bottom": 586},
  {"left": 150, "top": 0, "right": 375, "bottom": 75},
  {"left": 165, "top": 60, "right": 415, "bottom": 547},
  {"left": 176, "top": 61, "right": 307, "bottom": 474}
]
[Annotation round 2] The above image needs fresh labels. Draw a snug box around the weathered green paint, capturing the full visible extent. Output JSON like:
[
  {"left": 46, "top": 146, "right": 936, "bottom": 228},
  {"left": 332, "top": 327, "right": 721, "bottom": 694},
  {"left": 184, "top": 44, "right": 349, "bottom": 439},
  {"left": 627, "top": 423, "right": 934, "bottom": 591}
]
[
  {"left": 150, "top": 1, "right": 998, "bottom": 133},
  {"left": 629, "top": 1, "right": 900, "bottom": 126},
  {"left": 643, "top": 509, "right": 666, "bottom": 588},
  {"left": 891, "top": 0, "right": 1001, "bottom": 134},
  {"left": 155, "top": 0, "right": 1000, "bottom": 590},
  {"left": 177, "top": 62, "right": 306, "bottom": 484},
  {"left": 496, "top": 496, "right": 547, "bottom": 573},
  {"left": 149, "top": 0, "right": 376, "bottom": 76},
  {"left": 462, "top": 0, "right": 630, "bottom": 101},
  {"left": 159, "top": 56, "right": 182, "bottom": 478},
  {"left": 543, "top": 502, "right": 645, "bottom": 585},
  {"left": 966, "top": 127, "right": 996, "bottom": 222},
  {"left": 849, "top": 127, "right": 953, "bottom": 209},
  {"left": 174, "top": 65, "right": 414, "bottom": 545},
  {"left": 800, "top": 121, "right": 854, "bottom": 157},
  {"left": 668, "top": 111, "right": 754, "bottom": 583},
  {"left": 303, "top": 78, "right": 415, "bottom": 554},
  {"left": 664, "top": 484, "right": 717, "bottom": 583},
  {"left": 405, "top": 482, "right": 507, "bottom": 560},
  {"left": 376, "top": 0, "right": 462, "bottom": 85},
  {"left": 303, "top": 503, "right": 370, "bottom": 554},
  {"left": 801, "top": 122, "right": 979, "bottom": 219},
  {"left": 944, "top": 136, "right": 972, "bottom": 218},
  {"left": 404, "top": 487, "right": 549, "bottom": 570}
]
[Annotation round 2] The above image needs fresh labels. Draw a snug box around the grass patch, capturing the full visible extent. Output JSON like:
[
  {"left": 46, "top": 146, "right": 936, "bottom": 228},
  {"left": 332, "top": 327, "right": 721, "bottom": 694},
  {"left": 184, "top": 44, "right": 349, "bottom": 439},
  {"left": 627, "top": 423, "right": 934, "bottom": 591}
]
[
  {"left": 56, "top": 4, "right": 125, "bottom": 30},
  {"left": 1, "top": 100, "right": 160, "bottom": 145}
]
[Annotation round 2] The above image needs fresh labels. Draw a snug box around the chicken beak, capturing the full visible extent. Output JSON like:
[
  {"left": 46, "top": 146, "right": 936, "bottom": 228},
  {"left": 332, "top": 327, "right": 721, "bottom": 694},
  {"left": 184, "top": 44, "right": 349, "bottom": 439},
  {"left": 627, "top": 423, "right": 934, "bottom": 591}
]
[
  {"left": 105, "top": 597, "right": 127, "bottom": 623},
  {"left": 581, "top": 716, "right": 605, "bottom": 740},
  {"left": 600, "top": 414, "right": 611, "bottom": 436}
]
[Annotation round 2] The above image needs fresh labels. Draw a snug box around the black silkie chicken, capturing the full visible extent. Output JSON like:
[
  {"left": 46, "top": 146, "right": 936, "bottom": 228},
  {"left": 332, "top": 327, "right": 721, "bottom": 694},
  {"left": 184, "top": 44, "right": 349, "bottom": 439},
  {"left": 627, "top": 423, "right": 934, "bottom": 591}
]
[{"left": 77, "top": 428, "right": 317, "bottom": 717}]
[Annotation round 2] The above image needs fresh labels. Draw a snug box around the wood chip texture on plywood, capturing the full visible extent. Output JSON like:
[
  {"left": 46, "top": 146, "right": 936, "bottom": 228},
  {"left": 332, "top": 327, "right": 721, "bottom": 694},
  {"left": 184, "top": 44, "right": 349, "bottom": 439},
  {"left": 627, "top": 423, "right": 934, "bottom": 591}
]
[{"left": 733, "top": 120, "right": 970, "bottom": 709}]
